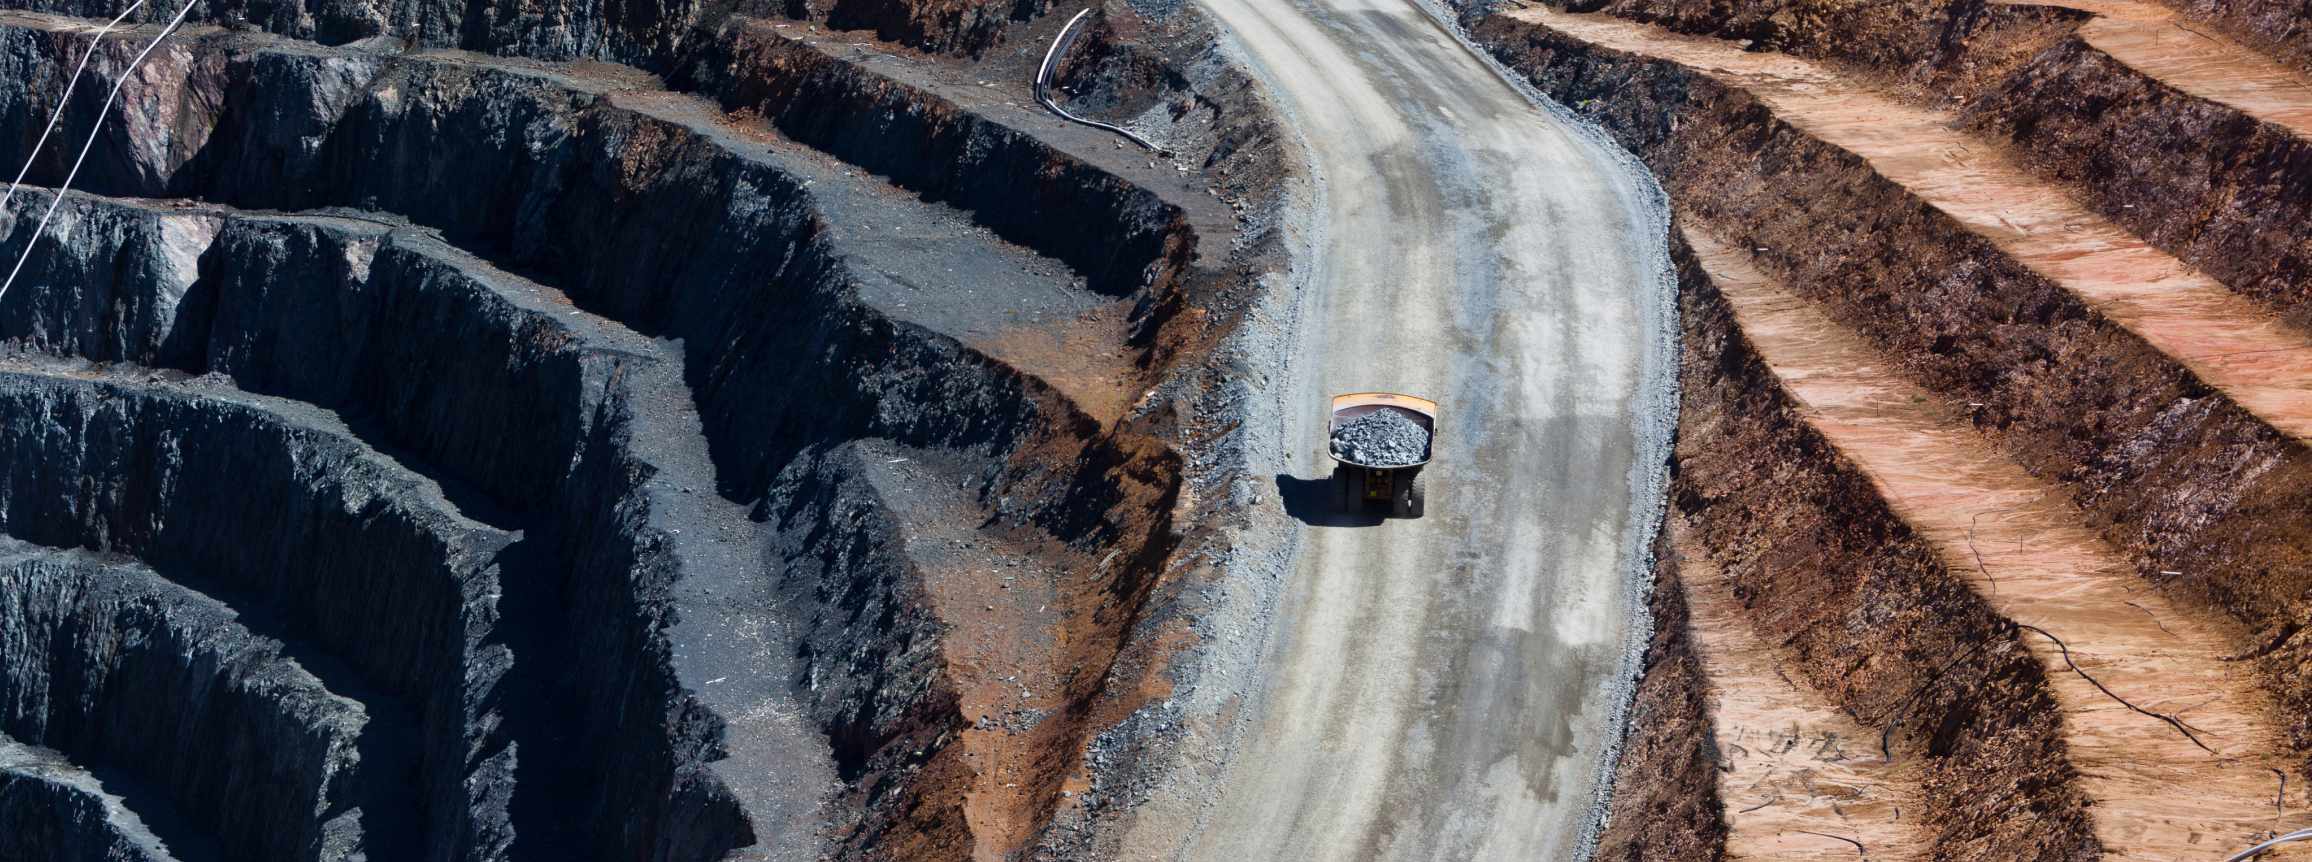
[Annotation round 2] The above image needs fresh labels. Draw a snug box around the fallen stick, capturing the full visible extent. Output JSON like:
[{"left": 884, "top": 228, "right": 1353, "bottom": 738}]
[
  {"left": 1873, "top": 642, "right": 1989, "bottom": 759},
  {"left": 2017, "top": 622, "right": 2215, "bottom": 753},
  {"left": 2124, "top": 600, "right": 2175, "bottom": 637},
  {"left": 1793, "top": 830, "right": 1867, "bottom": 858},
  {"left": 1965, "top": 513, "right": 1996, "bottom": 596}
]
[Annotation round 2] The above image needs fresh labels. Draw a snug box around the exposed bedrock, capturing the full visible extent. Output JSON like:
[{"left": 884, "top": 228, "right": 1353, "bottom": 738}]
[
  {"left": 1, "top": 0, "right": 1034, "bottom": 63},
  {"left": 0, "top": 9, "right": 1213, "bottom": 386},
  {"left": 2, "top": 735, "right": 186, "bottom": 862},
  {"left": 678, "top": 21, "right": 1194, "bottom": 300},
  {"left": 0, "top": 83, "right": 1182, "bottom": 857},
  {"left": 0, "top": 0, "right": 1251, "bottom": 851},
  {"left": 0, "top": 367, "right": 503, "bottom": 862},
  {"left": 0, "top": 16, "right": 1192, "bottom": 311}
]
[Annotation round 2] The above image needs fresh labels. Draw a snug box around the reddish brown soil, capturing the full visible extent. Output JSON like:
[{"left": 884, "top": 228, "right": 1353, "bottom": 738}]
[
  {"left": 1667, "top": 223, "right": 2098, "bottom": 861},
  {"left": 856, "top": 414, "right": 1184, "bottom": 861},
  {"left": 1685, "top": 219, "right": 2310, "bottom": 858},
  {"left": 1668, "top": 521, "right": 1924, "bottom": 862},
  {"left": 1592, "top": 530, "right": 1729, "bottom": 862},
  {"left": 1540, "top": 0, "right": 2312, "bottom": 335},
  {"left": 1478, "top": 5, "right": 2312, "bottom": 788},
  {"left": 1966, "top": 0, "right": 2312, "bottom": 329},
  {"left": 2167, "top": 0, "right": 2312, "bottom": 79}
]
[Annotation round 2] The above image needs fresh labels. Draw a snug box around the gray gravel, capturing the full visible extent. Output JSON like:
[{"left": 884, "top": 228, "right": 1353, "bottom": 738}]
[{"left": 1330, "top": 408, "right": 1430, "bottom": 466}]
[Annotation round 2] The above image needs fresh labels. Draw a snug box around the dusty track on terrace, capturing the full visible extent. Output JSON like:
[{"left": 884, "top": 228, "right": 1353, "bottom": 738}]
[
  {"left": 1684, "top": 220, "right": 2310, "bottom": 859},
  {"left": 1119, "top": 0, "right": 1677, "bottom": 859},
  {"left": 1510, "top": 5, "right": 2312, "bottom": 446},
  {"left": 1997, "top": 0, "right": 2312, "bottom": 133},
  {"left": 1669, "top": 522, "right": 1924, "bottom": 861}
]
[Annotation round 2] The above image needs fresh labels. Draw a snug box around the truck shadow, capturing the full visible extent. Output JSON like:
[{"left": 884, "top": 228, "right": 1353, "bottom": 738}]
[{"left": 1275, "top": 473, "right": 1388, "bottom": 527}]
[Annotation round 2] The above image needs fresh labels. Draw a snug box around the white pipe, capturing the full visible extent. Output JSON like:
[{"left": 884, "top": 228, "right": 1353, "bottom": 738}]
[
  {"left": 0, "top": 0, "right": 150, "bottom": 220},
  {"left": 2224, "top": 827, "right": 2312, "bottom": 862},
  {"left": 1034, "top": 8, "right": 1165, "bottom": 154},
  {"left": 0, "top": 0, "right": 200, "bottom": 307}
]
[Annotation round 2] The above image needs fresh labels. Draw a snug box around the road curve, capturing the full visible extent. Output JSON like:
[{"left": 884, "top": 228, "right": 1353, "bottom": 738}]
[{"left": 1123, "top": 0, "right": 1677, "bottom": 858}]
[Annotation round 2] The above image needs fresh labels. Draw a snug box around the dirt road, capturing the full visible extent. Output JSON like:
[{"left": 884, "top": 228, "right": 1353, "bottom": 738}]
[{"left": 1119, "top": 0, "right": 1677, "bottom": 857}]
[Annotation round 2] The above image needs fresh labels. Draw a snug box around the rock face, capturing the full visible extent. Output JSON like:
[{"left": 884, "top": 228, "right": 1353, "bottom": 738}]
[
  {"left": 0, "top": 0, "right": 1274, "bottom": 848},
  {"left": 0, "top": 737, "right": 181, "bottom": 862},
  {"left": 0, "top": 543, "right": 364, "bottom": 862},
  {"left": 0, "top": 361, "right": 511, "bottom": 862},
  {"left": 6, "top": 0, "right": 1032, "bottom": 61}
]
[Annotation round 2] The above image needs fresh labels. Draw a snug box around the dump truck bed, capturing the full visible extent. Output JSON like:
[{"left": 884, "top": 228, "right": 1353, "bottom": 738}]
[{"left": 1327, "top": 392, "right": 1438, "bottom": 468}]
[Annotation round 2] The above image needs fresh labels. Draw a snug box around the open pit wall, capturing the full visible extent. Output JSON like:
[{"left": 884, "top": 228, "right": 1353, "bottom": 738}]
[
  {"left": 1473, "top": 3, "right": 2312, "bottom": 855},
  {"left": 1477, "top": 6, "right": 2312, "bottom": 728},
  {"left": 0, "top": 1, "right": 1241, "bottom": 855}
]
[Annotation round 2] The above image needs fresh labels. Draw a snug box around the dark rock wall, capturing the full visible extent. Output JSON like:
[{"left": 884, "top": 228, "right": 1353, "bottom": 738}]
[
  {"left": 5, "top": 0, "right": 1032, "bottom": 62},
  {"left": 0, "top": 3, "right": 1208, "bottom": 855},
  {"left": 757, "top": 443, "right": 956, "bottom": 830},
  {"left": 0, "top": 545, "right": 366, "bottom": 862},
  {"left": 0, "top": 370, "right": 512, "bottom": 862},
  {"left": 680, "top": 23, "right": 1196, "bottom": 299},
  {"left": 0, "top": 765, "right": 176, "bottom": 862},
  {"left": 0, "top": 76, "right": 1148, "bottom": 857}
]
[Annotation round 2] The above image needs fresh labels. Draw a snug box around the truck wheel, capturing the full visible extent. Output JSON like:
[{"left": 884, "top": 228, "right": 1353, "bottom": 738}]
[
  {"left": 1334, "top": 468, "right": 1355, "bottom": 511},
  {"left": 1407, "top": 481, "right": 1425, "bottom": 518}
]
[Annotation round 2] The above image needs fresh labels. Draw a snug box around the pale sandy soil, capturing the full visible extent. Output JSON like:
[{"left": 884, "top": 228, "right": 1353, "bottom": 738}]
[
  {"left": 1684, "top": 220, "right": 2312, "bottom": 859},
  {"left": 1995, "top": 0, "right": 2312, "bottom": 134},
  {"left": 1507, "top": 4, "right": 2312, "bottom": 447},
  {"left": 1670, "top": 520, "right": 1927, "bottom": 862}
]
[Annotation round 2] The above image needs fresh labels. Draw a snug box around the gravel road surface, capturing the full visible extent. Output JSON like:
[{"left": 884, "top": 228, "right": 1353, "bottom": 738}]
[{"left": 1119, "top": 0, "right": 1678, "bottom": 857}]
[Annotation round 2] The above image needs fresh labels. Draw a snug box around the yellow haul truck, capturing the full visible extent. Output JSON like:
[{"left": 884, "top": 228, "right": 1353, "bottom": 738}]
[{"left": 1327, "top": 392, "right": 1435, "bottom": 518}]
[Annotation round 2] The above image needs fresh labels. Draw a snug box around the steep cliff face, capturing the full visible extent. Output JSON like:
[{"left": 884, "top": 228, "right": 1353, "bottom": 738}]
[
  {"left": 1, "top": 736, "right": 181, "bottom": 862},
  {"left": 0, "top": 364, "right": 508, "bottom": 862},
  {"left": 2, "top": 0, "right": 1030, "bottom": 61},
  {"left": 0, "top": 0, "right": 1282, "bottom": 849}
]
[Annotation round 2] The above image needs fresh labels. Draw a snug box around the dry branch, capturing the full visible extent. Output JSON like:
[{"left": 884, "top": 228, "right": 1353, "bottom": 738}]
[
  {"left": 2017, "top": 623, "right": 2215, "bottom": 753},
  {"left": 1965, "top": 513, "right": 1996, "bottom": 596},
  {"left": 1794, "top": 829, "right": 1866, "bottom": 858}
]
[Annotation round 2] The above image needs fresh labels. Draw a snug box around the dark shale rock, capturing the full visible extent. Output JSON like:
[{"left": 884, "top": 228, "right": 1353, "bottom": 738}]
[
  {"left": 0, "top": 3, "right": 1206, "bottom": 855},
  {"left": 0, "top": 543, "right": 363, "bottom": 862},
  {"left": 0, "top": 186, "right": 1081, "bottom": 860},
  {"left": 0, "top": 360, "right": 514, "bottom": 862},
  {"left": 0, "top": 741, "right": 183, "bottom": 862}
]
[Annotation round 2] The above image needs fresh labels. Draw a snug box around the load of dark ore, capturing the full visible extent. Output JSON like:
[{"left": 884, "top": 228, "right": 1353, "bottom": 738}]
[{"left": 1331, "top": 408, "right": 1430, "bottom": 467}]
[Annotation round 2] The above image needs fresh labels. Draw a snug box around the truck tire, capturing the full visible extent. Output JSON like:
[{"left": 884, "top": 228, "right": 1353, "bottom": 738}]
[
  {"left": 1334, "top": 468, "right": 1356, "bottom": 512},
  {"left": 1407, "top": 480, "right": 1425, "bottom": 518}
]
